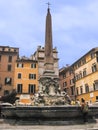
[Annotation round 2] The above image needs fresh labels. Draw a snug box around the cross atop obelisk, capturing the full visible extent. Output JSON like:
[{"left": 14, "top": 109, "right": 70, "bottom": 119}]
[{"left": 46, "top": 2, "right": 51, "bottom": 8}]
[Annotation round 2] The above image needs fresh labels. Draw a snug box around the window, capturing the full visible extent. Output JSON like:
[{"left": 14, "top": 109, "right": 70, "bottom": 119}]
[
  {"left": 29, "top": 74, "right": 36, "bottom": 79},
  {"left": 96, "top": 96, "right": 98, "bottom": 101},
  {"left": 18, "top": 73, "right": 21, "bottom": 79},
  {"left": 80, "top": 86, "right": 83, "bottom": 94},
  {"left": 63, "top": 82, "right": 67, "bottom": 87},
  {"left": 94, "top": 82, "right": 98, "bottom": 90},
  {"left": 5, "top": 77, "right": 12, "bottom": 85},
  {"left": 92, "top": 64, "right": 97, "bottom": 73},
  {"left": 76, "top": 88, "right": 79, "bottom": 95},
  {"left": 77, "top": 61, "right": 81, "bottom": 67},
  {"left": 17, "top": 84, "right": 22, "bottom": 93},
  {"left": 83, "top": 69, "right": 86, "bottom": 77},
  {"left": 70, "top": 79, "right": 74, "bottom": 85},
  {"left": 91, "top": 52, "right": 95, "bottom": 59},
  {"left": 85, "top": 84, "right": 89, "bottom": 93},
  {"left": 71, "top": 86, "right": 75, "bottom": 95},
  {"left": 8, "top": 56, "right": 12, "bottom": 62},
  {"left": 4, "top": 90, "right": 9, "bottom": 95},
  {"left": 28, "top": 84, "right": 36, "bottom": 94},
  {"left": 74, "top": 65, "right": 78, "bottom": 69},
  {"left": 0, "top": 84, "right": 2, "bottom": 90},
  {"left": 96, "top": 51, "right": 98, "bottom": 62},
  {"left": 0, "top": 55, "right": 1, "bottom": 62},
  {"left": 17, "top": 63, "right": 23, "bottom": 68},
  {"left": 31, "top": 63, "right": 36, "bottom": 68},
  {"left": 14, "top": 49, "right": 16, "bottom": 52},
  {"left": 82, "top": 58, "right": 86, "bottom": 65},
  {"left": 77, "top": 74, "right": 80, "bottom": 80},
  {"left": 69, "top": 69, "right": 74, "bottom": 75},
  {"left": 63, "top": 74, "right": 66, "bottom": 78},
  {"left": 93, "top": 83, "right": 96, "bottom": 91},
  {"left": 2, "top": 48, "right": 5, "bottom": 51},
  {"left": 8, "top": 65, "right": 12, "bottom": 71},
  {"left": 79, "top": 72, "right": 82, "bottom": 79},
  {"left": 75, "top": 74, "right": 78, "bottom": 81}
]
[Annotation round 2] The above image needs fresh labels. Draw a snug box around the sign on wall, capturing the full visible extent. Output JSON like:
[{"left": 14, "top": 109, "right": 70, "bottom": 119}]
[{"left": 90, "top": 92, "right": 94, "bottom": 98}]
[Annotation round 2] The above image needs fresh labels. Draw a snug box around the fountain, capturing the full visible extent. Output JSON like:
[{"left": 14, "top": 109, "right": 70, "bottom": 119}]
[
  {"left": 29, "top": 6, "right": 71, "bottom": 107},
  {"left": 1, "top": 6, "right": 98, "bottom": 120}
]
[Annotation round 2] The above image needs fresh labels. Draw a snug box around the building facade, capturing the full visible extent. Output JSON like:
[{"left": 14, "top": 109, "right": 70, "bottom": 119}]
[
  {"left": 59, "top": 66, "right": 75, "bottom": 99},
  {"left": 31, "top": 46, "right": 59, "bottom": 80},
  {"left": 59, "top": 48, "right": 98, "bottom": 103},
  {"left": 72, "top": 48, "right": 98, "bottom": 103},
  {"left": 14, "top": 57, "right": 38, "bottom": 97},
  {"left": 0, "top": 46, "right": 19, "bottom": 96}
]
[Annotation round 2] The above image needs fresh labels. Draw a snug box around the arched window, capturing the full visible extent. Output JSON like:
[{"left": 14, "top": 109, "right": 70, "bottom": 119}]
[{"left": 85, "top": 84, "right": 89, "bottom": 93}]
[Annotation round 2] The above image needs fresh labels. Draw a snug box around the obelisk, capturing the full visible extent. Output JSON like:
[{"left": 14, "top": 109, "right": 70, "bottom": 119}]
[
  {"left": 39, "top": 5, "right": 59, "bottom": 96},
  {"left": 44, "top": 5, "right": 54, "bottom": 75}
]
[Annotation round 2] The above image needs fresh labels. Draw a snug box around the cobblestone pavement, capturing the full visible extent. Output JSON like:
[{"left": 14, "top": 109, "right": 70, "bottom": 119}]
[{"left": 0, "top": 118, "right": 98, "bottom": 130}]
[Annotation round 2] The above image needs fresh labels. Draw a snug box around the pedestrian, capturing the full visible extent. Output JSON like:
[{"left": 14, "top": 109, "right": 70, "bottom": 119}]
[
  {"left": 0, "top": 104, "right": 1, "bottom": 118},
  {"left": 81, "top": 98, "right": 85, "bottom": 103},
  {"left": 76, "top": 99, "right": 80, "bottom": 106},
  {"left": 81, "top": 99, "right": 89, "bottom": 123}
]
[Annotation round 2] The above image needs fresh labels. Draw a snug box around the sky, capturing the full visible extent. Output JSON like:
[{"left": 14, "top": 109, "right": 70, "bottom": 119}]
[{"left": 0, "top": 0, "right": 98, "bottom": 68}]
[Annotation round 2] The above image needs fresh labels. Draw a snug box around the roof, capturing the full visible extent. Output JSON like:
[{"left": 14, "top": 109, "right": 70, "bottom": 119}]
[{"left": 71, "top": 47, "right": 98, "bottom": 66}]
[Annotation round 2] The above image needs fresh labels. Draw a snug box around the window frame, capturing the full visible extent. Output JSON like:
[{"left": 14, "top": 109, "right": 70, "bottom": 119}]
[
  {"left": 31, "top": 63, "right": 36, "bottom": 68},
  {"left": 92, "top": 63, "right": 97, "bottom": 73},
  {"left": 17, "top": 63, "right": 24, "bottom": 68},
  {"left": 5, "top": 77, "right": 12, "bottom": 85},
  {"left": 85, "top": 84, "right": 89, "bottom": 93},
  {"left": 8, "top": 64, "right": 12, "bottom": 71},
  {"left": 18, "top": 73, "right": 22, "bottom": 79},
  {"left": 28, "top": 84, "right": 36, "bottom": 94},
  {"left": 17, "top": 84, "right": 23, "bottom": 94},
  {"left": 29, "top": 74, "right": 36, "bottom": 79},
  {"left": 8, "top": 55, "right": 12, "bottom": 62}
]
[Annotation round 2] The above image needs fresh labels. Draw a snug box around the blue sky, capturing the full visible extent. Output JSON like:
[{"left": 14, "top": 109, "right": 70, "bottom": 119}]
[{"left": 0, "top": 0, "right": 98, "bottom": 68}]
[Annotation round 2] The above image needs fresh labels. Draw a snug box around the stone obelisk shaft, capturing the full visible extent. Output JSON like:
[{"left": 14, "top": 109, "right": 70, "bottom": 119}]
[{"left": 44, "top": 8, "right": 54, "bottom": 74}]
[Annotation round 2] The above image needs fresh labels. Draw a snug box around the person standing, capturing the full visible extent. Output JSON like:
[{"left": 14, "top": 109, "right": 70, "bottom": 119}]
[
  {"left": 81, "top": 99, "right": 89, "bottom": 123},
  {"left": 0, "top": 104, "right": 1, "bottom": 118}
]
